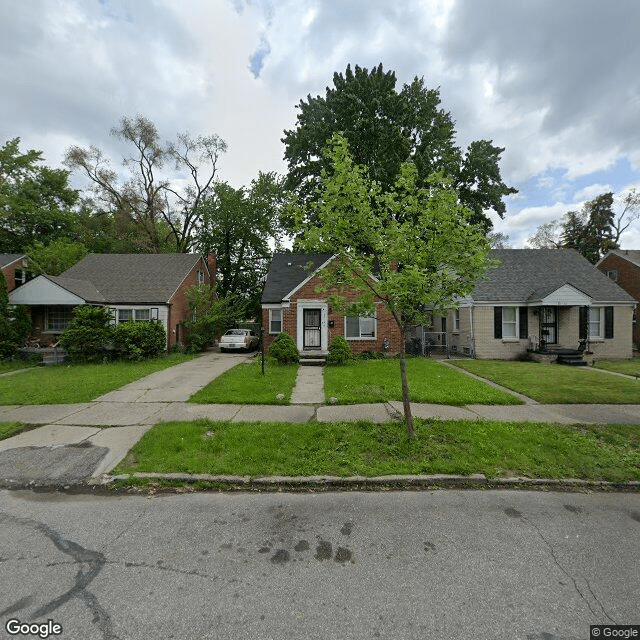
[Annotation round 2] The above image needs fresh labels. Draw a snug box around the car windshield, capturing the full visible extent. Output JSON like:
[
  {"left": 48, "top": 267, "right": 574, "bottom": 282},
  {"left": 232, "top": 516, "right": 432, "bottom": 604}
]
[{"left": 225, "top": 329, "right": 246, "bottom": 335}]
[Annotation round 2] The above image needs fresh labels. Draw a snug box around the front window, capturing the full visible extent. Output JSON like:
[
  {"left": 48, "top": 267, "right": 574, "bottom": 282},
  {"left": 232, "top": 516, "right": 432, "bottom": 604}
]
[
  {"left": 46, "top": 307, "right": 74, "bottom": 333},
  {"left": 118, "top": 308, "right": 156, "bottom": 323},
  {"left": 452, "top": 309, "right": 460, "bottom": 332},
  {"left": 589, "top": 307, "right": 602, "bottom": 338},
  {"left": 502, "top": 306, "right": 518, "bottom": 338},
  {"left": 345, "top": 315, "right": 376, "bottom": 339},
  {"left": 269, "top": 309, "right": 282, "bottom": 334}
]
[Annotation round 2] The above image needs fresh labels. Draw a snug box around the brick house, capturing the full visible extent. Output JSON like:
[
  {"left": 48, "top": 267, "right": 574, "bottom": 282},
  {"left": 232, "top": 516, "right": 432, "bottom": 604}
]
[
  {"left": 443, "top": 249, "right": 635, "bottom": 360},
  {"left": 9, "top": 253, "right": 216, "bottom": 349},
  {"left": 261, "top": 253, "right": 403, "bottom": 355},
  {"left": 1, "top": 253, "right": 32, "bottom": 291},
  {"left": 596, "top": 250, "right": 640, "bottom": 350}
]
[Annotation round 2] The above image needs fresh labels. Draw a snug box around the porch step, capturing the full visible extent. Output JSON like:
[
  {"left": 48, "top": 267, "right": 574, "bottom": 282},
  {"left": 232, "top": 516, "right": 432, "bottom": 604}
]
[{"left": 299, "top": 353, "right": 326, "bottom": 366}]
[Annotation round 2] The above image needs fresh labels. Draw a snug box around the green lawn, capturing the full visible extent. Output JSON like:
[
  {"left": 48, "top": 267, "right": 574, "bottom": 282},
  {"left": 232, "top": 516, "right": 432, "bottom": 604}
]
[
  {"left": 323, "top": 358, "right": 521, "bottom": 405},
  {"left": 0, "top": 353, "right": 194, "bottom": 405},
  {"left": 594, "top": 358, "right": 640, "bottom": 377},
  {"left": 115, "top": 418, "right": 640, "bottom": 482},
  {"left": 0, "top": 359, "right": 39, "bottom": 375},
  {"left": 450, "top": 359, "right": 640, "bottom": 404},
  {"left": 0, "top": 422, "right": 26, "bottom": 440},
  {"left": 189, "top": 358, "right": 299, "bottom": 404}
]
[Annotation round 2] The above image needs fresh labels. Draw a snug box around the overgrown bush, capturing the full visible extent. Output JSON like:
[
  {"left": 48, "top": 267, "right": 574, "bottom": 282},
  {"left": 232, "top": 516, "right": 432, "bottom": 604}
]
[
  {"left": 0, "top": 271, "right": 31, "bottom": 359},
  {"left": 59, "top": 306, "right": 113, "bottom": 362},
  {"left": 326, "top": 335, "right": 352, "bottom": 365},
  {"left": 113, "top": 320, "right": 166, "bottom": 360},
  {"left": 268, "top": 332, "right": 299, "bottom": 364},
  {"left": 358, "top": 349, "right": 386, "bottom": 360}
]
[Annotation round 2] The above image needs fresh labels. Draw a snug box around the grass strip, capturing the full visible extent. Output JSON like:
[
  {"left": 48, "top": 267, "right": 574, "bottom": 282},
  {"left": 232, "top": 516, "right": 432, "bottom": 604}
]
[
  {"left": 0, "top": 422, "right": 25, "bottom": 440},
  {"left": 323, "top": 358, "right": 521, "bottom": 405},
  {"left": 594, "top": 359, "right": 640, "bottom": 377},
  {"left": 189, "top": 358, "right": 299, "bottom": 404},
  {"left": 0, "top": 360, "right": 39, "bottom": 375},
  {"left": 115, "top": 418, "right": 640, "bottom": 482},
  {"left": 450, "top": 359, "right": 640, "bottom": 404},
  {"left": 0, "top": 353, "right": 195, "bottom": 405}
]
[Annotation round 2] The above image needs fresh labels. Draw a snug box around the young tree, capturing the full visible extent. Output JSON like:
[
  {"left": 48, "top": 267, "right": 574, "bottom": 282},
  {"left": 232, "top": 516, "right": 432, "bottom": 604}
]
[
  {"left": 282, "top": 64, "right": 516, "bottom": 236},
  {"left": 296, "top": 135, "right": 493, "bottom": 439},
  {"left": 64, "top": 116, "right": 227, "bottom": 252},
  {"left": 0, "top": 138, "right": 80, "bottom": 252}
]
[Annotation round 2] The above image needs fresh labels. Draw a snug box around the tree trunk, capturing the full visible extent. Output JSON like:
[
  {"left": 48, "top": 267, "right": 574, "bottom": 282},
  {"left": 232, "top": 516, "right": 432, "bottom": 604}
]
[{"left": 399, "top": 326, "right": 415, "bottom": 440}]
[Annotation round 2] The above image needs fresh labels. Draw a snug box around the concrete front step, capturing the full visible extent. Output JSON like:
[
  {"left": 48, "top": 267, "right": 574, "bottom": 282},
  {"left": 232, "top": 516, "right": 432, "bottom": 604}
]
[{"left": 300, "top": 358, "right": 326, "bottom": 366}]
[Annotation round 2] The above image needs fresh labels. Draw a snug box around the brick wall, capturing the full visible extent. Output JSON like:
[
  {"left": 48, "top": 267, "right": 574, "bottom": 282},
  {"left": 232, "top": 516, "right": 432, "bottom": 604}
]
[
  {"left": 597, "top": 254, "right": 640, "bottom": 348},
  {"left": 1, "top": 265, "right": 16, "bottom": 291},
  {"left": 262, "top": 272, "right": 402, "bottom": 354},
  {"left": 168, "top": 255, "right": 214, "bottom": 348}
]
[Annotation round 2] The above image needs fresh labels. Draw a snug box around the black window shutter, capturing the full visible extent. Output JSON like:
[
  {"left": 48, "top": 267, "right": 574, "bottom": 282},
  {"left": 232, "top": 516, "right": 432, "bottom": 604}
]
[
  {"left": 605, "top": 306, "right": 614, "bottom": 339},
  {"left": 519, "top": 307, "right": 528, "bottom": 339},
  {"left": 494, "top": 307, "right": 502, "bottom": 339},
  {"left": 579, "top": 307, "right": 587, "bottom": 340}
]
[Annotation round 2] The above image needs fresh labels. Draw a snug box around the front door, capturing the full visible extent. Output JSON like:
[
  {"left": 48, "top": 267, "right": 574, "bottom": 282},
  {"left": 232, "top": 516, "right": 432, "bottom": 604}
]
[
  {"left": 541, "top": 306, "right": 557, "bottom": 344},
  {"left": 303, "top": 308, "right": 321, "bottom": 349}
]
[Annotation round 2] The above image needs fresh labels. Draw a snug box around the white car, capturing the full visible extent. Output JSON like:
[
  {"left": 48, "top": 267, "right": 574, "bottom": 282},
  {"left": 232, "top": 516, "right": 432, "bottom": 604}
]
[{"left": 219, "top": 329, "right": 260, "bottom": 352}]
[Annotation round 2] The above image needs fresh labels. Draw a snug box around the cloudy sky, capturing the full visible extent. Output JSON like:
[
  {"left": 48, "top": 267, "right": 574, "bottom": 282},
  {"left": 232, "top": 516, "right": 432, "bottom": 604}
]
[{"left": 2, "top": 0, "right": 640, "bottom": 247}]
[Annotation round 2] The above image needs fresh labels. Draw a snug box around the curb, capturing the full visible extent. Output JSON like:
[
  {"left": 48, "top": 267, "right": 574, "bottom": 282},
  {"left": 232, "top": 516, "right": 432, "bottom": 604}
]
[{"left": 86, "top": 472, "right": 640, "bottom": 493}]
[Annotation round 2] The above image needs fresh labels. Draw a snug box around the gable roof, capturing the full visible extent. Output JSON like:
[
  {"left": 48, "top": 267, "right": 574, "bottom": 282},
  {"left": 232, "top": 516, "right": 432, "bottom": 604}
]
[
  {"left": 472, "top": 249, "right": 635, "bottom": 303},
  {"left": 0, "top": 253, "right": 25, "bottom": 268},
  {"left": 261, "top": 253, "right": 334, "bottom": 303},
  {"left": 60, "top": 253, "right": 203, "bottom": 303},
  {"left": 597, "top": 249, "right": 640, "bottom": 269}
]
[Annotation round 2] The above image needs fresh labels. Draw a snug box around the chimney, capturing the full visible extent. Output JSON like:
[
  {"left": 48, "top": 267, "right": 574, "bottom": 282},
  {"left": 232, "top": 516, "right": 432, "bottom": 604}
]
[{"left": 207, "top": 253, "right": 217, "bottom": 284}]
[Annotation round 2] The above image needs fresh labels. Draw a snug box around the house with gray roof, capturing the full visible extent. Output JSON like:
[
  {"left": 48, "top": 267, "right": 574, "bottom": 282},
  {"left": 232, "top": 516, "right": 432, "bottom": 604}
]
[
  {"left": 596, "top": 250, "right": 640, "bottom": 350},
  {"left": 9, "top": 253, "right": 216, "bottom": 349},
  {"left": 261, "top": 253, "right": 404, "bottom": 355},
  {"left": 445, "top": 249, "right": 635, "bottom": 360},
  {"left": 1, "top": 253, "right": 31, "bottom": 291}
]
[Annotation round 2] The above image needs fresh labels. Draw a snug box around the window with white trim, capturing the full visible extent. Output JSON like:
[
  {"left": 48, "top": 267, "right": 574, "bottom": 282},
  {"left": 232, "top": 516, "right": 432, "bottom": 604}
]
[
  {"left": 196, "top": 270, "right": 205, "bottom": 284},
  {"left": 502, "top": 306, "right": 518, "bottom": 338},
  {"left": 452, "top": 309, "right": 460, "bottom": 332},
  {"left": 269, "top": 308, "right": 282, "bottom": 333},
  {"left": 117, "top": 308, "right": 158, "bottom": 324},
  {"left": 589, "top": 307, "right": 602, "bottom": 339},
  {"left": 345, "top": 315, "right": 376, "bottom": 339}
]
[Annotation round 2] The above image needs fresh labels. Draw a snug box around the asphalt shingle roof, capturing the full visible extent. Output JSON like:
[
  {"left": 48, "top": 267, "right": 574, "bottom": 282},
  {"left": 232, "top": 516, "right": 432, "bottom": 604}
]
[
  {"left": 47, "top": 276, "right": 106, "bottom": 303},
  {"left": 60, "top": 254, "right": 202, "bottom": 303},
  {"left": 0, "top": 253, "right": 25, "bottom": 267},
  {"left": 473, "top": 249, "right": 635, "bottom": 303},
  {"left": 601, "top": 249, "right": 640, "bottom": 269},
  {"left": 261, "top": 253, "right": 334, "bottom": 303}
]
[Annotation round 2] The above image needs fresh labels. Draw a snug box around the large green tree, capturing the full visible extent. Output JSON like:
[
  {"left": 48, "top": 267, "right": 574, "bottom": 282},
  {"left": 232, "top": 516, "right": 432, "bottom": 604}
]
[
  {"left": 64, "top": 116, "right": 227, "bottom": 253},
  {"left": 196, "top": 172, "right": 285, "bottom": 316},
  {"left": 282, "top": 64, "right": 516, "bottom": 237},
  {"left": 295, "top": 135, "right": 493, "bottom": 438},
  {"left": 0, "top": 138, "right": 79, "bottom": 252}
]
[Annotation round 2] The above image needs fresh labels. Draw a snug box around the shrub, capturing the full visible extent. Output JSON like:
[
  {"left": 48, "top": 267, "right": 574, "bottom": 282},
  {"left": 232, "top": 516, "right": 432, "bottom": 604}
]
[
  {"left": 113, "top": 321, "right": 166, "bottom": 360},
  {"left": 0, "top": 271, "right": 31, "bottom": 359},
  {"left": 357, "top": 349, "right": 385, "bottom": 360},
  {"left": 268, "top": 332, "right": 299, "bottom": 364},
  {"left": 59, "top": 306, "right": 113, "bottom": 362},
  {"left": 326, "top": 336, "right": 352, "bottom": 365}
]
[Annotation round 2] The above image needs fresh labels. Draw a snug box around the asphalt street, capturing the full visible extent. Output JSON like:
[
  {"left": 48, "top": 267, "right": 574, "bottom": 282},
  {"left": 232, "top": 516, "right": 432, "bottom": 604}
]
[{"left": 0, "top": 489, "right": 638, "bottom": 640}]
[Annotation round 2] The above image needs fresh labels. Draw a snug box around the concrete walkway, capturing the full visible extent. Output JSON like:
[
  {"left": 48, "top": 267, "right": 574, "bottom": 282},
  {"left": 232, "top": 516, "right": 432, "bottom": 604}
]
[{"left": 289, "top": 366, "right": 325, "bottom": 404}]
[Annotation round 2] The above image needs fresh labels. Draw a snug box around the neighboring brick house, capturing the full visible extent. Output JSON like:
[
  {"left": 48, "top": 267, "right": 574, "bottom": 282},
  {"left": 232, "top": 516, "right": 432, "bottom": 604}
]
[
  {"left": 261, "top": 253, "right": 402, "bottom": 355},
  {"left": 596, "top": 250, "right": 640, "bottom": 350},
  {"left": 443, "top": 249, "right": 635, "bottom": 360},
  {"left": 9, "top": 253, "right": 216, "bottom": 349},
  {"left": 1, "top": 253, "right": 32, "bottom": 291}
]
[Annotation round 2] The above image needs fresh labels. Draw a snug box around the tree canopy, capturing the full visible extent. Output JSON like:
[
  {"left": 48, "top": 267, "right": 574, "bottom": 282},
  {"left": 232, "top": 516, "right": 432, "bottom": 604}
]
[
  {"left": 282, "top": 63, "right": 516, "bottom": 237},
  {"left": 64, "top": 115, "right": 227, "bottom": 253},
  {"left": 294, "top": 134, "right": 493, "bottom": 438},
  {"left": 0, "top": 138, "right": 79, "bottom": 253},
  {"left": 528, "top": 189, "right": 640, "bottom": 263}
]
